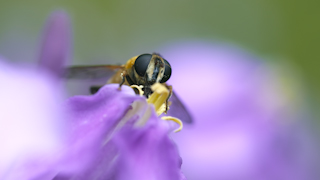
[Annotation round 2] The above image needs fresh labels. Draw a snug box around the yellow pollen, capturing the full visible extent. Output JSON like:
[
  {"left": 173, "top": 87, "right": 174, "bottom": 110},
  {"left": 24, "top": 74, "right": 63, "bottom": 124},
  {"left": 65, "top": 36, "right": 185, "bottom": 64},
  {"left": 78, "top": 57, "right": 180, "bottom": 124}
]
[{"left": 130, "top": 83, "right": 183, "bottom": 132}]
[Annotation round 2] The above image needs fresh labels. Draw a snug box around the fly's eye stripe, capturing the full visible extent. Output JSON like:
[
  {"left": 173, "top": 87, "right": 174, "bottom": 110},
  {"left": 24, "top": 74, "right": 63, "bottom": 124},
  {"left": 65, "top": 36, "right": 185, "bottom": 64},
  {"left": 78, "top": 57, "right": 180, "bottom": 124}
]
[
  {"left": 134, "top": 54, "right": 152, "bottom": 77},
  {"left": 160, "top": 59, "right": 171, "bottom": 83}
]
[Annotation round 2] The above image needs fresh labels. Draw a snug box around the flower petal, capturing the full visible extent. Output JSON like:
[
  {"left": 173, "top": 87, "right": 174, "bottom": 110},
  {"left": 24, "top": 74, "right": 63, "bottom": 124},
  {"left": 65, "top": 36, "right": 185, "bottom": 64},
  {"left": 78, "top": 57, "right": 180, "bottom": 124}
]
[
  {"left": 161, "top": 41, "right": 320, "bottom": 180},
  {"left": 54, "top": 84, "right": 184, "bottom": 180},
  {"left": 0, "top": 58, "right": 65, "bottom": 180},
  {"left": 113, "top": 113, "right": 182, "bottom": 180},
  {"left": 59, "top": 85, "right": 139, "bottom": 174},
  {"left": 38, "top": 10, "right": 71, "bottom": 77}
]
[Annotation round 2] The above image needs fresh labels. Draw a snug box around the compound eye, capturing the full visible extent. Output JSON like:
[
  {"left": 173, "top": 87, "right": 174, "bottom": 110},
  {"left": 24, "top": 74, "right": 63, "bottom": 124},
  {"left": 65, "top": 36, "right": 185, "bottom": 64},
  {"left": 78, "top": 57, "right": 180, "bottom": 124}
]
[
  {"left": 134, "top": 54, "right": 152, "bottom": 77},
  {"left": 160, "top": 59, "right": 171, "bottom": 83}
]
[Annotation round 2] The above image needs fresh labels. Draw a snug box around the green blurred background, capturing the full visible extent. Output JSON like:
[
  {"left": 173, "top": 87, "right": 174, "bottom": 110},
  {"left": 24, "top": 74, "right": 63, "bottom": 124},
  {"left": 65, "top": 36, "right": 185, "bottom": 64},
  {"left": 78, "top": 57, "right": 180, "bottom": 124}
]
[{"left": 0, "top": 0, "right": 319, "bottom": 120}]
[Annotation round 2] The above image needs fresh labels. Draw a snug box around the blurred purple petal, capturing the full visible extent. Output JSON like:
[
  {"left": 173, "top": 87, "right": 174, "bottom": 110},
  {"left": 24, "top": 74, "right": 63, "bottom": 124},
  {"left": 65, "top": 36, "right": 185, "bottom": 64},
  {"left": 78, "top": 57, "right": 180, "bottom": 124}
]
[
  {"left": 160, "top": 41, "right": 320, "bottom": 180},
  {"left": 38, "top": 11, "right": 71, "bottom": 77},
  {"left": 0, "top": 58, "right": 65, "bottom": 180}
]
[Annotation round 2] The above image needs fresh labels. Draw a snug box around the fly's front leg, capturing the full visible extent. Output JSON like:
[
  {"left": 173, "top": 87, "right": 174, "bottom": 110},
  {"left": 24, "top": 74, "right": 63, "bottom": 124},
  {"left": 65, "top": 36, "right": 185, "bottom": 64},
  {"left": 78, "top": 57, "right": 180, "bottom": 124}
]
[{"left": 118, "top": 70, "right": 127, "bottom": 90}]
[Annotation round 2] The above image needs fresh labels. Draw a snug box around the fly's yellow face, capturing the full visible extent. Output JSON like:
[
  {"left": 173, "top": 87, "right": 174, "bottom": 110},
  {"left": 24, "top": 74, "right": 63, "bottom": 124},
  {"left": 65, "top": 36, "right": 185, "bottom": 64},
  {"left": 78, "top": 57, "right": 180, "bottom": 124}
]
[
  {"left": 130, "top": 53, "right": 172, "bottom": 86},
  {"left": 123, "top": 53, "right": 172, "bottom": 97}
]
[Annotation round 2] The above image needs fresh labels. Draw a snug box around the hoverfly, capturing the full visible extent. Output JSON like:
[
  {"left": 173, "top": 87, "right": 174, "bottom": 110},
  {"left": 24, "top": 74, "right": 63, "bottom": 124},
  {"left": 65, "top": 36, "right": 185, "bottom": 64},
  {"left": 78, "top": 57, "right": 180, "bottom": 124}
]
[{"left": 66, "top": 53, "right": 192, "bottom": 123}]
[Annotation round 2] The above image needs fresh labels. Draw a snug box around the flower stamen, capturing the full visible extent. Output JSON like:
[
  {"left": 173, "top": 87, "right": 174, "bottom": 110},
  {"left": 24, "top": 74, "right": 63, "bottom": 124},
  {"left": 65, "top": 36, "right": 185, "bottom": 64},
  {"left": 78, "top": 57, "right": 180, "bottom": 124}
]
[
  {"left": 131, "top": 83, "right": 183, "bottom": 132},
  {"left": 161, "top": 116, "right": 183, "bottom": 132},
  {"left": 148, "top": 83, "right": 170, "bottom": 115}
]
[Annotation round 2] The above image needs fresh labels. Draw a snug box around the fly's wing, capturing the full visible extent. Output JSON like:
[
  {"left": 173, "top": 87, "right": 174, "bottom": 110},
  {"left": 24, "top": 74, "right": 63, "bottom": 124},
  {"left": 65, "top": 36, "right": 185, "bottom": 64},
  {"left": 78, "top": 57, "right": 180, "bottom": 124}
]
[
  {"left": 66, "top": 65, "right": 124, "bottom": 79},
  {"left": 165, "top": 91, "right": 193, "bottom": 123},
  {"left": 65, "top": 65, "right": 123, "bottom": 96}
]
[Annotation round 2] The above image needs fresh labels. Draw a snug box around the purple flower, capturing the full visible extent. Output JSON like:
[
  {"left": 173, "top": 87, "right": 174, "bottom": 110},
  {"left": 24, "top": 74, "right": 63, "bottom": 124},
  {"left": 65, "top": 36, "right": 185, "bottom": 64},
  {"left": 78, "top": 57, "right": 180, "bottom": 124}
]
[
  {"left": 1, "top": 11, "right": 184, "bottom": 180},
  {"left": 58, "top": 84, "right": 183, "bottom": 180},
  {"left": 160, "top": 42, "right": 320, "bottom": 180}
]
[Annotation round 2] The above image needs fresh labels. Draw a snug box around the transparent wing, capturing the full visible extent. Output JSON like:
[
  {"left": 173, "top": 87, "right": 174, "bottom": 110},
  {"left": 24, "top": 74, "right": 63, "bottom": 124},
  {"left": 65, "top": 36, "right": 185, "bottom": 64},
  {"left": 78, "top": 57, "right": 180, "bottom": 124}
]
[
  {"left": 65, "top": 65, "right": 123, "bottom": 79},
  {"left": 165, "top": 91, "right": 193, "bottom": 123},
  {"left": 64, "top": 65, "right": 123, "bottom": 96}
]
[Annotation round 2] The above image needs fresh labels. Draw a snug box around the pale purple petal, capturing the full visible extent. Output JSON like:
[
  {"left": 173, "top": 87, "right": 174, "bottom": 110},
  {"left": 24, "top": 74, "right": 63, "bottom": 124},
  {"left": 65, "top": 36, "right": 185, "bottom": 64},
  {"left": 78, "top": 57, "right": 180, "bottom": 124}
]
[
  {"left": 0, "top": 58, "right": 65, "bottom": 180},
  {"left": 160, "top": 41, "right": 320, "bottom": 180},
  {"left": 38, "top": 10, "right": 71, "bottom": 77}
]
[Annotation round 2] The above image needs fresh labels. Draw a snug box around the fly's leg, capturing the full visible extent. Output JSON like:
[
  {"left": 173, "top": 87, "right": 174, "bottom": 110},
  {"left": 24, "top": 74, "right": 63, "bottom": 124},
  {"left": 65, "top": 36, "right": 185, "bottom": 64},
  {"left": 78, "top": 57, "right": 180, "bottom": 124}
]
[
  {"left": 165, "top": 85, "right": 173, "bottom": 114},
  {"left": 118, "top": 71, "right": 127, "bottom": 90}
]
